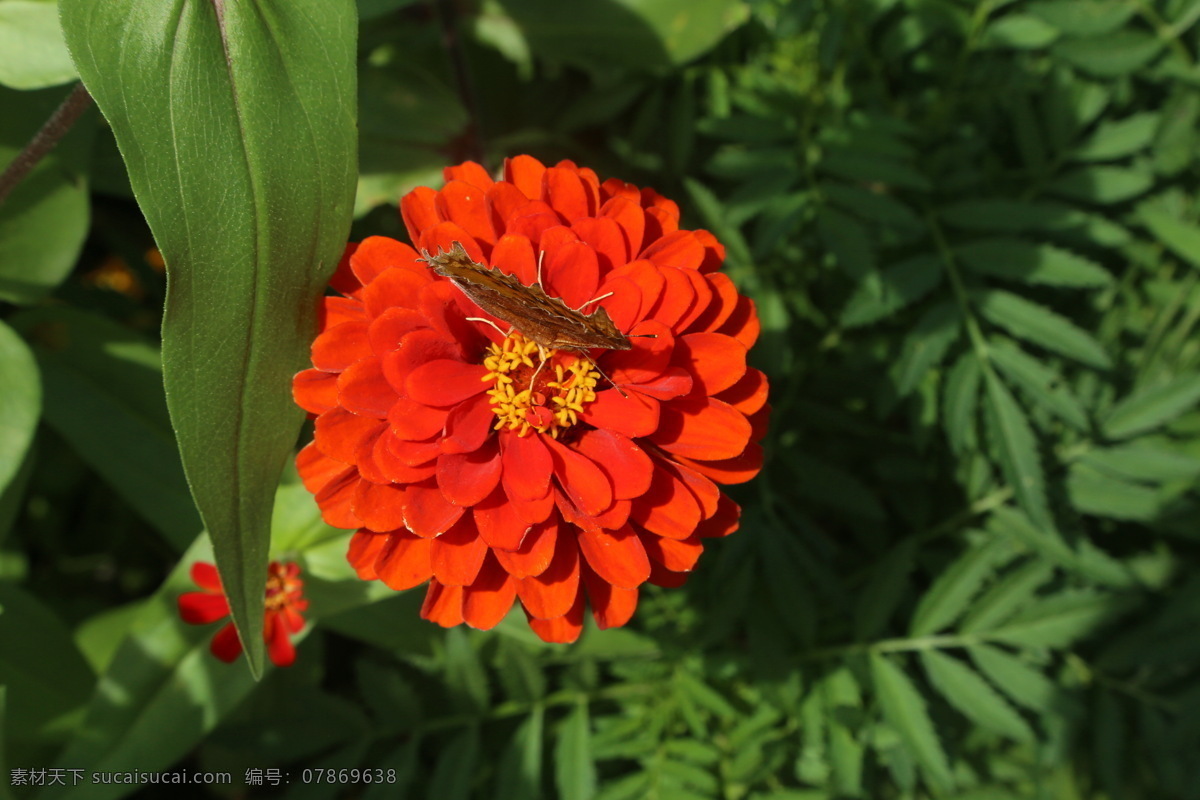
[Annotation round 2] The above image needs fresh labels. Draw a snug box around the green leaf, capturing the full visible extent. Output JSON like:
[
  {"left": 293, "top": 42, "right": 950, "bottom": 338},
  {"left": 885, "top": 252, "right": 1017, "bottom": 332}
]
[
  {"left": 495, "top": 706, "right": 544, "bottom": 800},
  {"left": 1073, "top": 113, "right": 1158, "bottom": 161},
  {"left": 869, "top": 653, "right": 955, "bottom": 795},
  {"left": 983, "top": 15, "right": 1059, "bottom": 49},
  {"left": 555, "top": 701, "right": 596, "bottom": 800},
  {"left": 428, "top": 726, "right": 481, "bottom": 800},
  {"left": 0, "top": 0, "right": 76, "bottom": 89},
  {"left": 1100, "top": 373, "right": 1200, "bottom": 439},
  {"left": 895, "top": 301, "right": 961, "bottom": 397},
  {"left": 988, "top": 589, "right": 1130, "bottom": 648},
  {"left": 840, "top": 255, "right": 943, "bottom": 328},
  {"left": 987, "top": 506, "right": 1135, "bottom": 588},
  {"left": 1079, "top": 442, "right": 1200, "bottom": 483},
  {"left": 1139, "top": 205, "right": 1200, "bottom": 271},
  {"left": 1067, "top": 463, "right": 1163, "bottom": 521},
  {"left": 954, "top": 238, "right": 1111, "bottom": 288},
  {"left": 976, "top": 289, "right": 1111, "bottom": 368},
  {"left": 495, "top": 0, "right": 748, "bottom": 71},
  {"left": 960, "top": 559, "right": 1054, "bottom": 634},
  {"left": 920, "top": 650, "right": 1035, "bottom": 743},
  {"left": 61, "top": 0, "right": 358, "bottom": 674},
  {"left": 910, "top": 537, "right": 1008, "bottom": 636},
  {"left": 855, "top": 540, "right": 915, "bottom": 641},
  {"left": 13, "top": 307, "right": 200, "bottom": 550},
  {"left": 1028, "top": 0, "right": 1134, "bottom": 36},
  {"left": 0, "top": 85, "right": 93, "bottom": 305},
  {"left": 968, "top": 645, "right": 1065, "bottom": 713},
  {"left": 988, "top": 339, "right": 1089, "bottom": 431},
  {"left": 444, "top": 627, "right": 490, "bottom": 715},
  {"left": 818, "top": 206, "right": 875, "bottom": 280},
  {"left": 983, "top": 371, "right": 1052, "bottom": 528},
  {"left": 1048, "top": 165, "right": 1154, "bottom": 204},
  {"left": 820, "top": 667, "right": 864, "bottom": 798},
  {"left": 0, "top": 583, "right": 94, "bottom": 744},
  {"left": 942, "top": 352, "right": 982, "bottom": 455},
  {"left": 1052, "top": 31, "right": 1164, "bottom": 78},
  {"left": 0, "top": 320, "right": 38, "bottom": 498}
]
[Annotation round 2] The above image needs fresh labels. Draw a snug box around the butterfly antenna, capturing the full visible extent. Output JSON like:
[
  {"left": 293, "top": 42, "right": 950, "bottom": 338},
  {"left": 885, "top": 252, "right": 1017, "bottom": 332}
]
[
  {"left": 466, "top": 316, "right": 511, "bottom": 340},
  {"left": 536, "top": 249, "right": 546, "bottom": 287},
  {"left": 578, "top": 350, "right": 628, "bottom": 398},
  {"left": 575, "top": 291, "right": 614, "bottom": 312}
]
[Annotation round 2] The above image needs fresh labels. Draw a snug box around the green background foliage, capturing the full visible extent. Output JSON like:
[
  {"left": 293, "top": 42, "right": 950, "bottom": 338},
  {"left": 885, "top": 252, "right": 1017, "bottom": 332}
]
[{"left": 2, "top": 0, "right": 1200, "bottom": 797}]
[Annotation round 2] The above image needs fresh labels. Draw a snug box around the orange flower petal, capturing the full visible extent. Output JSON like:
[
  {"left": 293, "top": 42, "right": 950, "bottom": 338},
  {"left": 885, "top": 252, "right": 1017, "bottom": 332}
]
[
  {"left": 671, "top": 461, "right": 720, "bottom": 519},
  {"left": 211, "top": 623, "right": 243, "bottom": 663},
  {"left": 381, "top": 329, "right": 461, "bottom": 395},
  {"left": 573, "top": 429, "right": 652, "bottom": 501},
  {"left": 462, "top": 556, "right": 518, "bottom": 630},
  {"left": 505, "top": 154, "right": 547, "bottom": 200},
  {"left": 265, "top": 614, "right": 298, "bottom": 667},
  {"left": 508, "top": 489, "right": 556, "bottom": 524},
  {"left": 328, "top": 242, "right": 362, "bottom": 297},
  {"left": 388, "top": 397, "right": 448, "bottom": 441},
  {"left": 572, "top": 217, "right": 627, "bottom": 272},
  {"left": 545, "top": 240, "right": 599, "bottom": 310},
  {"left": 652, "top": 396, "right": 752, "bottom": 461},
  {"left": 421, "top": 580, "right": 464, "bottom": 628},
  {"left": 630, "top": 461, "right": 701, "bottom": 540},
  {"left": 313, "top": 468, "right": 360, "bottom": 529},
  {"left": 406, "top": 360, "right": 489, "bottom": 407},
  {"left": 403, "top": 478, "right": 465, "bottom": 537},
  {"left": 675, "top": 332, "right": 747, "bottom": 396},
  {"left": 475, "top": 488, "right": 532, "bottom": 550},
  {"left": 320, "top": 295, "right": 366, "bottom": 330},
  {"left": 697, "top": 493, "right": 741, "bottom": 538},
  {"left": 687, "top": 272, "right": 738, "bottom": 333},
  {"left": 353, "top": 427, "right": 391, "bottom": 484},
  {"left": 374, "top": 531, "right": 434, "bottom": 590},
  {"left": 490, "top": 233, "right": 539, "bottom": 286},
  {"left": 178, "top": 591, "right": 229, "bottom": 625},
  {"left": 718, "top": 294, "right": 761, "bottom": 350},
  {"left": 594, "top": 276, "right": 641, "bottom": 332},
  {"left": 501, "top": 431, "right": 552, "bottom": 502},
  {"left": 600, "top": 196, "right": 645, "bottom": 262},
  {"left": 607, "top": 320, "right": 673, "bottom": 385},
  {"left": 347, "top": 529, "right": 389, "bottom": 580},
  {"left": 718, "top": 367, "right": 769, "bottom": 416},
  {"left": 353, "top": 479, "right": 407, "bottom": 532},
  {"left": 577, "top": 525, "right": 651, "bottom": 590},
  {"left": 582, "top": 563, "right": 638, "bottom": 629},
  {"left": 676, "top": 442, "right": 764, "bottom": 485},
  {"left": 385, "top": 434, "right": 442, "bottom": 467},
  {"left": 362, "top": 266, "right": 429, "bottom": 320},
  {"left": 675, "top": 268, "right": 714, "bottom": 332},
  {"left": 646, "top": 266, "right": 695, "bottom": 329},
  {"left": 297, "top": 442, "right": 349, "bottom": 494},
  {"left": 373, "top": 432, "right": 438, "bottom": 483},
  {"left": 400, "top": 185, "right": 441, "bottom": 246},
  {"left": 437, "top": 180, "right": 497, "bottom": 247},
  {"left": 486, "top": 183, "right": 530, "bottom": 234},
  {"left": 368, "top": 307, "right": 427, "bottom": 353},
  {"left": 437, "top": 440, "right": 502, "bottom": 507},
  {"left": 630, "top": 367, "right": 693, "bottom": 400},
  {"left": 494, "top": 518, "right": 558, "bottom": 579},
  {"left": 312, "top": 321, "right": 371, "bottom": 372},
  {"left": 641, "top": 230, "right": 705, "bottom": 271},
  {"left": 515, "top": 533, "right": 580, "bottom": 619},
  {"left": 431, "top": 516, "right": 489, "bottom": 586},
  {"left": 640, "top": 532, "right": 703, "bottom": 572},
  {"left": 314, "top": 408, "right": 385, "bottom": 465},
  {"left": 526, "top": 590, "right": 584, "bottom": 644},
  {"left": 578, "top": 387, "right": 659, "bottom": 439},
  {"left": 545, "top": 437, "right": 612, "bottom": 517},
  {"left": 648, "top": 560, "right": 689, "bottom": 588},
  {"left": 440, "top": 393, "right": 496, "bottom": 454},
  {"left": 351, "top": 236, "right": 422, "bottom": 287},
  {"left": 544, "top": 166, "right": 594, "bottom": 221},
  {"left": 338, "top": 357, "right": 396, "bottom": 418},
  {"left": 190, "top": 562, "right": 223, "bottom": 592},
  {"left": 293, "top": 369, "right": 339, "bottom": 415},
  {"left": 444, "top": 160, "right": 494, "bottom": 189}
]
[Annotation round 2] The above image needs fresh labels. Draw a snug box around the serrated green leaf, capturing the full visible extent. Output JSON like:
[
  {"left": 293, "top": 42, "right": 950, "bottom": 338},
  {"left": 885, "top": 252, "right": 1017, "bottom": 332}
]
[
  {"left": 943, "top": 352, "right": 982, "bottom": 455},
  {"left": 976, "top": 290, "right": 1111, "bottom": 368},
  {"left": 444, "top": 628, "right": 490, "bottom": 715},
  {"left": 1079, "top": 442, "right": 1200, "bottom": 483},
  {"left": 988, "top": 339, "right": 1089, "bottom": 431},
  {"left": 1074, "top": 113, "right": 1158, "bottom": 161},
  {"left": 855, "top": 540, "right": 916, "bottom": 640},
  {"left": 960, "top": 559, "right": 1054, "bottom": 634},
  {"left": 1100, "top": 373, "right": 1200, "bottom": 439},
  {"left": 969, "top": 645, "right": 1065, "bottom": 713},
  {"left": 869, "top": 653, "right": 955, "bottom": 795},
  {"left": 61, "top": 0, "right": 357, "bottom": 674},
  {"left": 987, "top": 505, "right": 1135, "bottom": 587},
  {"left": 983, "top": 371, "right": 1052, "bottom": 528},
  {"left": 0, "top": 1, "right": 76, "bottom": 89},
  {"left": 1048, "top": 165, "right": 1154, "bottom": 204},
  {"left": 910, "top": 537, "right": 1008, "bottom": 636},
  {"left": 821, "top": 667, "right": 864, "bottom": 797},
  {"left": 895, "top": 301, "right": 961, "bottom": 396},
  {"left": 920, "top": 650, "right": 1035, "bottom": 743},
  {"left": 988, "top": 589, "right": 1130, "bottom": 648},
  {"left": 675, "top": 671, "right": 739, "bottom": 720},
  {"left": 1067, "top": 463, "right": 1163, "bottom": 521},
  {"left": 818, "top": 206, "right": 876, "bottom": 280},
  {"left": 0, "top": 320, "right": 38, "bottom": 499},
  {"left": 556, "top": 701, "right": 596, "bottom": 800},
  {"left": 1139, "top": 206, "right": 1200, "bottom": 271},
  {"left": 495, "top": 706, "right": 543, "bottom": 800},
  {"left": 841, "top": 255, "right": 943, "bottom": 328},
  {"left": 1052, "top": 31, "right": 1164, "bottom": 77},
  {"left": 955, "top": 238, "right": 1111, "bottom": 288}
]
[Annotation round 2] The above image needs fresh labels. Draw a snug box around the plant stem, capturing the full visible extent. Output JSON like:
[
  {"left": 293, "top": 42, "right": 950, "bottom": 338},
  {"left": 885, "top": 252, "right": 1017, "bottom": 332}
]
[{"left": 0, "top": 82, "right": 93, "bottom": 209}]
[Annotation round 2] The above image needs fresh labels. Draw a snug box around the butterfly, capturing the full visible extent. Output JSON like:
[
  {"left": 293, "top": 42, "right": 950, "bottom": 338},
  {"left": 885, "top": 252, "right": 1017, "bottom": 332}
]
[{"left": 419, "top": 241, "right": 632, "bottom": 352}]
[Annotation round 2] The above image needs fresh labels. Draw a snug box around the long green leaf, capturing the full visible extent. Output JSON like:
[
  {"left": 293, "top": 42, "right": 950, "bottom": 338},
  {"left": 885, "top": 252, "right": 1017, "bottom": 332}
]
[
  {"left": 495, "top": 706, "right": 544, "bottom": 800},
  {"left": 920, "top": 650, "right": 1035, "bottom": 743},
  {"left": 556, "top": 700, "right": 597, "bottom": 800},
  {"left": 954, "top": 238, "right": 1111, "bottom": 288},
  {"left": 841, "top": 255, "right": 943, "bottom": 328},
  {"left": 968, "top": 644, "right": 1067, "bottom": 714},
  {"left": 0, "top": 320, "right": 39, "bottom": 498},
  {"left": 1100, "top": 373, "right": 1200, "bottom": 440},
  {"left": 60, "top": 0, "right": 358, "bottom": 673},
  {"left": 910, "top": 536, "right": 1009, "bottom": 636},
  {"left": 869, "top": 653, "right": 955, "bottom": 795},
  {"left": 983, "top": 371, "right": 1051, "bottom": 528},
  {"left": 988, "top": 338, "right": 1089, "bottom": 431},
  {"left": 1140, "top": 206, "right": 1200, "bottom": 271},
  {"left": 976, "top": 290, "right": 1111, "bottom": 369}
]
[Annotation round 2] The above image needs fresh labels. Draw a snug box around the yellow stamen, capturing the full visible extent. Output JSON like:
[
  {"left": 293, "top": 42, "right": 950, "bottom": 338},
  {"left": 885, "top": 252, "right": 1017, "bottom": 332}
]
[{"left": 481, "top": 331, "right": 602, "bottom": 437}]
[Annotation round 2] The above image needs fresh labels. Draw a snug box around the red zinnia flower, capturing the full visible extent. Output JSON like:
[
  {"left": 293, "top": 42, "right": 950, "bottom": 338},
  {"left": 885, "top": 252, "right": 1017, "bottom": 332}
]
[
  {"left": 178, "top": 561, "right": 308, "bottom": 667},
  {"left": 293, "top": 156, "right": 768, "bottom": 643}
]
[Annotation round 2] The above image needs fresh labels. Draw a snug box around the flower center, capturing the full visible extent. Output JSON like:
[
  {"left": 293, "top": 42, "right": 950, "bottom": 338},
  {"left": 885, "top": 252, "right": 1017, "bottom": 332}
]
[
  {"left": 483, "top": 331, "right": 600, "bottom": 438},
  {"left": 264, "top": 563, "right": 303, "bottom": 613}
]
